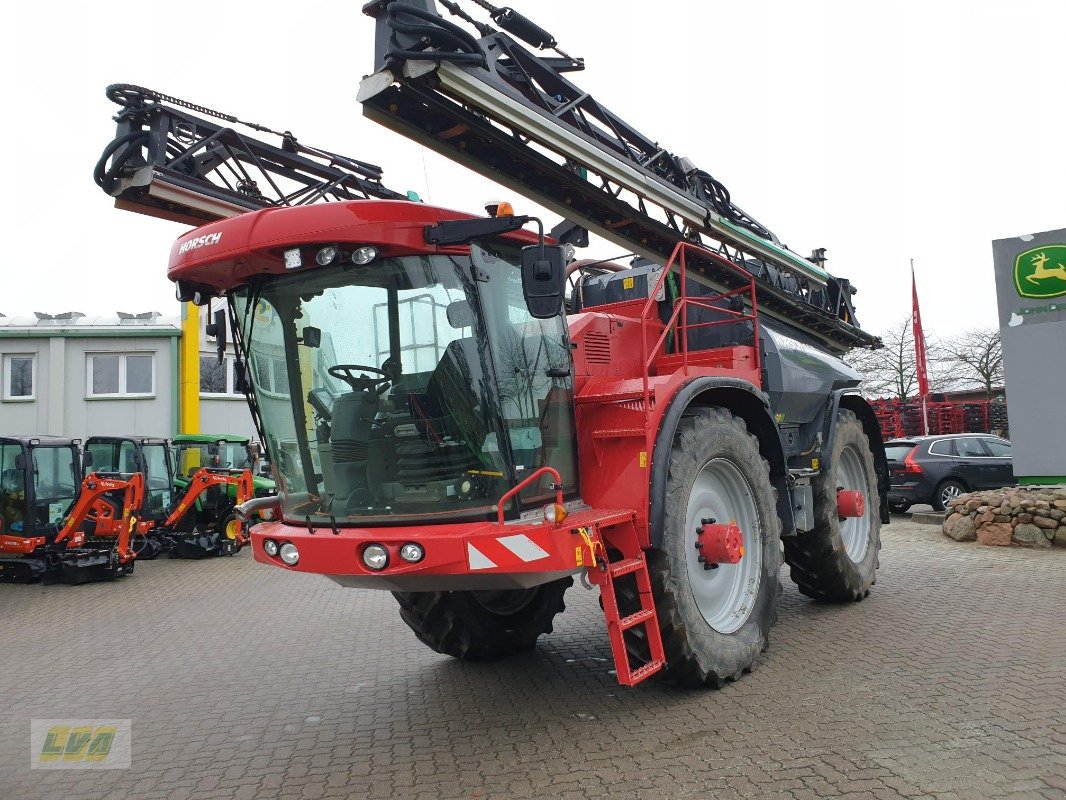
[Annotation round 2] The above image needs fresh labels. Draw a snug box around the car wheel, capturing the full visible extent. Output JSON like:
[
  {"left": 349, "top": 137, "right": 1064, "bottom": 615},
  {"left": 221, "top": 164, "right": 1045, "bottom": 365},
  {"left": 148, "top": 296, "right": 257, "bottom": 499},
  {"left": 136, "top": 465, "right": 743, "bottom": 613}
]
[{"left": 933, "top": 479, "right": 966, "bottom": 511}]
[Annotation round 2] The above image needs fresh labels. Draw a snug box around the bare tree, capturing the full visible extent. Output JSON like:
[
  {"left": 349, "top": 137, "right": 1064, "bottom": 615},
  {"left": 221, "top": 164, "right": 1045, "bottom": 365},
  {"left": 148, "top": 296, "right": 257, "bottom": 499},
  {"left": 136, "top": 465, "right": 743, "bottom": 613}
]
[
  {"left": 849, "top": 316, "right": 954, "bottom": 400},
  {"left": 848, "top": 317, "right": 916, "bottom": 400},
  {"left": 936, "top": 328, "right": 1003, "bottom": 399}
]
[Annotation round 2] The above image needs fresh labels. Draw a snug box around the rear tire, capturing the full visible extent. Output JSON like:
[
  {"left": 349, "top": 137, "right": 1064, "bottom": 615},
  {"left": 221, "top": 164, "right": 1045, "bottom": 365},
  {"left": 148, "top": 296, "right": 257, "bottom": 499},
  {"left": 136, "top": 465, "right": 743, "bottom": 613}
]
[
  {"left": 393, "top": 577, "right": 572, "bottom": 661},
  {"left": 932, "top": 479, "right": 966, "bottom": 512},
  {"left": 784, "top": 409, "right": 881, "bottom": 602},
  {"left": 626, "top": 407, "right": 782, "bottom": 688}
]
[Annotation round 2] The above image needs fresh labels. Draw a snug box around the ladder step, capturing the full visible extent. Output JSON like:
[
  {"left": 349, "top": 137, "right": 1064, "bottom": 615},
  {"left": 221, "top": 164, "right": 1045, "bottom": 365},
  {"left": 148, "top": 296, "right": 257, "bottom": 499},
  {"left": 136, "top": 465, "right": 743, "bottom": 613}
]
[
  {"left": 609, "top": 558, "right": 644, "bottom": 578},
  {"left": 618, "top": 608, "right": 655, "bottom": 631},
  {"left": 625, "top": 660, "right": 665, "bottom": 685}
]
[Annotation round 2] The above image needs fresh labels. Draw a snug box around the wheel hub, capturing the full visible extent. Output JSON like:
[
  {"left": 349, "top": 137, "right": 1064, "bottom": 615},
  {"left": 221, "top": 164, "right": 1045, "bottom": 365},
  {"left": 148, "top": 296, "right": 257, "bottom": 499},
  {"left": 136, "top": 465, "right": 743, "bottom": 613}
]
[
  {"left": 695, "top": 519, "right": 744, "bottom": 567},
  {"left": 836, "top": 488, "right": 865, "bottom": 519}
]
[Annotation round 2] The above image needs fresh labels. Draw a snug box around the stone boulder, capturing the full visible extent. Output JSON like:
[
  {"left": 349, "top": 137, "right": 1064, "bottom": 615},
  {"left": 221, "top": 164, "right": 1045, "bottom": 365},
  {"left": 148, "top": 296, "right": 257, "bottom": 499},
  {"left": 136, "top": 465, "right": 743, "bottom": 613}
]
[
  {"left": 946, "top": 516, "right": 977, "bottom": 542},
  {"left": 1012, "top": 523, "right": 1052, "bottom": 548},
  {"left": 976, "top": 522, "right": 1012, "bottom": 547}
]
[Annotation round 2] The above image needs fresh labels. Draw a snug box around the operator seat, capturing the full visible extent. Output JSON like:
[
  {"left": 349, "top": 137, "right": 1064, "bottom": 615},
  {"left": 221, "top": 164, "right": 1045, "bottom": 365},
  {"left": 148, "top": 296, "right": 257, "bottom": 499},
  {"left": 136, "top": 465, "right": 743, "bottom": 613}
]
[
  {"left": 331, "top": 388, "right": 380, "bottom": 509},
  {"left": 415, "top": 337, "right": 485, "bottom": 445}
]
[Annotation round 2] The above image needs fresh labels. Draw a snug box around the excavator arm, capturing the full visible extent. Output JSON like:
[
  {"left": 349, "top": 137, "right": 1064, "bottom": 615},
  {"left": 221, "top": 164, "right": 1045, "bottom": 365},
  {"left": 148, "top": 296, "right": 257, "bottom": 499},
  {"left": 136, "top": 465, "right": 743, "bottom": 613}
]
[
  {"left": 164, "top": 468, "right": 253, "bottom": 530},
  {"left": 55, "top": 472, "right": 143, "bottom": 563}
]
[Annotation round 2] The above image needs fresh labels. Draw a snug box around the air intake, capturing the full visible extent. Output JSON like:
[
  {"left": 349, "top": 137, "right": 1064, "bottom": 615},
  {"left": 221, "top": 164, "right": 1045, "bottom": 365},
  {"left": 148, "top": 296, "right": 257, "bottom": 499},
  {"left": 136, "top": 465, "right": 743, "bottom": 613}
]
[{"left": 584, "top": 332, "right": 611, "bottom": 364}]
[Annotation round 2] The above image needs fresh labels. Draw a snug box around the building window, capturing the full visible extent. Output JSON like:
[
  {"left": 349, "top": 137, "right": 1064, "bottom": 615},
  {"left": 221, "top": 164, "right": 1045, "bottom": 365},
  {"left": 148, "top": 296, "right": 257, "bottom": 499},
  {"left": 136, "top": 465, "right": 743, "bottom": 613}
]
[
  {"left": 253, "top": 354, "right": 291, "bottom": 396},
  {"left": 200, "top": 354, "right": 243, "bottom": 397},
  {"left": 3, "top": 354, "right": 35, "bottom": 401},
  {"left": 87, "top": 353, "right": 155, "bottom": 398}
]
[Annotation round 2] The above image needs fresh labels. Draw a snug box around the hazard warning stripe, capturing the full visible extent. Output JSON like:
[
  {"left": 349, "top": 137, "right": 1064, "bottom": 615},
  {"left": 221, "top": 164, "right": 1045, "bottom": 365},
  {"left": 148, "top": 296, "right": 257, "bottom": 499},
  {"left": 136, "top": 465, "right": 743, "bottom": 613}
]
[
  {"left": 466, "top": 532, "right": 553, "bottom": 571},
  {"left": 467, "top": 543, "right": 497, "bottom": 570},
  {"left": 497, "top": 534, "right": 550, "bottom": 562}
]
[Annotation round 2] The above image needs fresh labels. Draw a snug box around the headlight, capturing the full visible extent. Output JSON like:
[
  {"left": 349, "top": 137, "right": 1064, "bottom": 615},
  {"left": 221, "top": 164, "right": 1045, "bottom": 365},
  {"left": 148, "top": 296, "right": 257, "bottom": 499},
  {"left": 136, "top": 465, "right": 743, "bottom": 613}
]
[
  {"left": 279, "top": 542, "right": 299, "bottom": 565},
  {"left": 316, "top": 245, "right": 339, "bottom": 266},
  {"left": 362, "top": 544, "right": 389, "bottom": 571},
  {"left": 263, "top": 538, "right": 279, "bottom": 556},
  {"left": 399, "top": 543, "right": 424, "bottom": 563},
  {"left": 283, "top": 248, "right": 302, "bottom": 270},
  {"left": 351, "top": 246, "right": 378, "bottom": 266}
]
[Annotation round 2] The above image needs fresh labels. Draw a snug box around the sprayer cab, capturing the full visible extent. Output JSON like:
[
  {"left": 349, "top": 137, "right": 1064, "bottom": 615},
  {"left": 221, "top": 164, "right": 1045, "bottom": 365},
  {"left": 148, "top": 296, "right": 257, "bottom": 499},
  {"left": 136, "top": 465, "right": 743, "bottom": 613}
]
[{"left": 169, "top": 200, "right": 579, "bottom": 552}]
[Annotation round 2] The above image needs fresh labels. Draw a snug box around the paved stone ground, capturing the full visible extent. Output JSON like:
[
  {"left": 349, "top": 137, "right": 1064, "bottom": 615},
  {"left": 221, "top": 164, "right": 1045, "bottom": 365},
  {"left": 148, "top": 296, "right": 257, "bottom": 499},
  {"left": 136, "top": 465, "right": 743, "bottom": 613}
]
[{"left": 2, "top": 518, "right": 1063, "bottom": 800}]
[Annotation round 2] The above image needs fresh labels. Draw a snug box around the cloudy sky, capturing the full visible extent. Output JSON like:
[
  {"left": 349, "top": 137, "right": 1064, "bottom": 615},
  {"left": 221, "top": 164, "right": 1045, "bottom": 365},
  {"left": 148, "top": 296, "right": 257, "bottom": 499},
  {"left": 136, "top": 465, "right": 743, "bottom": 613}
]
[{"left": 4, "top": 0, "right": 1063, "bottom": 341}]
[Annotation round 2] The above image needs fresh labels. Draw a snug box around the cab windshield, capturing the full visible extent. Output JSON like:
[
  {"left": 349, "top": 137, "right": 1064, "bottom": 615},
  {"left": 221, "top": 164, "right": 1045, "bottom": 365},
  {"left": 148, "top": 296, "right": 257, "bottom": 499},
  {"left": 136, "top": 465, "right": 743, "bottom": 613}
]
[{"left": 232, "top": 242, "right": 577, "bottom": 526}]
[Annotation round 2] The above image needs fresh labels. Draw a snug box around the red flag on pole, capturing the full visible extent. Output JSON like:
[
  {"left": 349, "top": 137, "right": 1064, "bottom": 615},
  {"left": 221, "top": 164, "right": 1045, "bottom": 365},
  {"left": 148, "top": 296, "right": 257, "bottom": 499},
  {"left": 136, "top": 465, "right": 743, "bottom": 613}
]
[{"left": 911, "top": 260, "right": 930, "bottom": 400}]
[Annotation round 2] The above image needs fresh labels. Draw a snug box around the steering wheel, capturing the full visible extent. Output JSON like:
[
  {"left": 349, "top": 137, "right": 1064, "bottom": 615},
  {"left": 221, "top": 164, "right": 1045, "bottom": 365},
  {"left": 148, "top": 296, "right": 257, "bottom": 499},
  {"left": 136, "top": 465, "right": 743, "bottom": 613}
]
[{"left": 328, "top": 364, "right": 392, "bottom": 392}]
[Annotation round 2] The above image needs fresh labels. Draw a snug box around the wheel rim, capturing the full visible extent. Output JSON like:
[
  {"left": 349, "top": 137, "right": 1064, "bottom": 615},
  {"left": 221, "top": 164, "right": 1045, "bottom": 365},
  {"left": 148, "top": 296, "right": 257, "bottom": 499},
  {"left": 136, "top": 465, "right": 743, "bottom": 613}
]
[
  {"left": 225, "top": 519, "right": 240, "bottom": 540},
  {"left": 837, "top": 445, "right": 872, "bottom": 563},
  {"left": 685, "top": 459, "right": 762, "bottom": 635},
  {"left": 940, "top": 483, "right": 962, "bottom": 506}
]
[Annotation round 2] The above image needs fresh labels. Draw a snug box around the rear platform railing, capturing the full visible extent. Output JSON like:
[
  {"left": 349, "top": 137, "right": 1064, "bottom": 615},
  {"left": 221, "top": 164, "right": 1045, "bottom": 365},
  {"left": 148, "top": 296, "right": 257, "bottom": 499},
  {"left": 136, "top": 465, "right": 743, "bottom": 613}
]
[{"left": 639, "top": 241, "right": 761, "bottom": 411}]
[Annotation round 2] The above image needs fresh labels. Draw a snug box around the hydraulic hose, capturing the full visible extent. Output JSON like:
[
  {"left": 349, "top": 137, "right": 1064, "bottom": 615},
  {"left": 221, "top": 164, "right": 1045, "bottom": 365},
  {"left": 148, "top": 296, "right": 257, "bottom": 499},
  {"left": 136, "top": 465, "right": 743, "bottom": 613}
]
[
  {"left": 385, "top": 2, "right": 486, "bottom": 66},
  {"left": 93, "top": 130, "right": 149, "bottom": 194}
]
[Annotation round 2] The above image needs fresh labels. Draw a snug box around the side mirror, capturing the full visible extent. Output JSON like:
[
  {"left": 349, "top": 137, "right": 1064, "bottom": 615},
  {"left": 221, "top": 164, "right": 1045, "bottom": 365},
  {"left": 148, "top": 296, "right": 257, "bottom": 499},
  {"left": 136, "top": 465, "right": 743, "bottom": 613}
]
[
  {"left": 14, "top": 453, "right": 26, "bottom": 470},
  {"left": 212, "top": 308, "right": 227, "bottom": 364},
  {"left": 302, "top": 326, "right": 322, "bottom": 348},
  {"left": 521, "top": 244, "right": 566, "bottom": 319},
  {"left": 234, "top": 360, "right": 248, "bottom": 393},
  {"left": 83, "top": 451, "right": 93, "bottom": 468}
]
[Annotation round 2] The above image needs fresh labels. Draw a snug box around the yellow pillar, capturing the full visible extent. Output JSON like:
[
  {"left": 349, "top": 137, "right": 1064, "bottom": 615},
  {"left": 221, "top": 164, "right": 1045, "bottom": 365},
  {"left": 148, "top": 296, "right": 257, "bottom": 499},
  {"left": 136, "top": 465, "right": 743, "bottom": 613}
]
[{"left": 179, "top": 302, "right": 200, "bottom": 434}]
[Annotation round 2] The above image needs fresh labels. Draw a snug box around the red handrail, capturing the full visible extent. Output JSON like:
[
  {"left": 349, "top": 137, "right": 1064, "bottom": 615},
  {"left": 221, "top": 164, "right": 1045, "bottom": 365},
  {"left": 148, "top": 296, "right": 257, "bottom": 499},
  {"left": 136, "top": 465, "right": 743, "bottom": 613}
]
[
  {"left": 638, "top": 242, "right": 761, "bottom": 410},
  {"left": 496, "top": 466, "right": 564, "bottom": 525}
]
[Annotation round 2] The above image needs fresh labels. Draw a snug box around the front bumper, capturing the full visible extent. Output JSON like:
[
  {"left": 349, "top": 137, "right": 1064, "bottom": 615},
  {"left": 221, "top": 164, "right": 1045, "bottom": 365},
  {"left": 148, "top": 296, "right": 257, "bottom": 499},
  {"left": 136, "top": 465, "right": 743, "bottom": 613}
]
[{"left": 249, "top": 510, "right": 623, "bottom": 591}]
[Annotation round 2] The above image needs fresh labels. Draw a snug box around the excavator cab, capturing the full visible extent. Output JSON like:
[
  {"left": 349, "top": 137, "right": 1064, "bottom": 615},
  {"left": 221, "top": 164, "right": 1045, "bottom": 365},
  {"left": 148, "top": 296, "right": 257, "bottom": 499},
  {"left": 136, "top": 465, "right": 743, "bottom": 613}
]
[
  {"left": 84, "top": 436, "right": 174, "bottom": 519},
  {"left": 0, "top": 436, "right": 139, "bottom": 584},
  {"left": 172, "top": 434, "right": 273, "bottom": 496},
  {"left": 231, "top": 233, "right": 578, "bottom": 528},
  {"left": 0, "top": 436, "right": 80, "bottom": 543}
]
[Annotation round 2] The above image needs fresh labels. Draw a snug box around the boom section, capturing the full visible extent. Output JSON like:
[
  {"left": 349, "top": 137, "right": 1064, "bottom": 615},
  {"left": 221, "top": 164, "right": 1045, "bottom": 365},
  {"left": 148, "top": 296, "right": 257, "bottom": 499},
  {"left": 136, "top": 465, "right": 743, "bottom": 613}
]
[
  {"left": 359, "top": 1, "right": 878, "bottom": 354},
  {"left": 96, "top": 84, "right": 407, "bottom": 226}
]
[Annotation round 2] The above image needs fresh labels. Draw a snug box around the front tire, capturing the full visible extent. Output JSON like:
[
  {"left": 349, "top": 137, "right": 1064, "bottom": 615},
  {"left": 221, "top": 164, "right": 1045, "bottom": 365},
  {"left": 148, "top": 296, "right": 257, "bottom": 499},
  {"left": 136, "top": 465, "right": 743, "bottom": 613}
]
[
  {"left": 393, "top": 578, "right": 572, "bottom": 661},
  {"left": 630, "top": 407, "right": 782, "bottom": 688},
  {"left": 784, "top": 409, "right": 881, "bottom": 602}
]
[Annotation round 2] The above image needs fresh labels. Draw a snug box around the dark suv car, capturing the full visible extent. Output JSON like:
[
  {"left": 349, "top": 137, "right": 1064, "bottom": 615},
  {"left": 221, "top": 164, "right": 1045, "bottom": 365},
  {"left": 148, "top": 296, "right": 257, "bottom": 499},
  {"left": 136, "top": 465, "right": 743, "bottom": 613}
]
[{"left": 886, "top": 434, "right": 1014, "bottom": 512}]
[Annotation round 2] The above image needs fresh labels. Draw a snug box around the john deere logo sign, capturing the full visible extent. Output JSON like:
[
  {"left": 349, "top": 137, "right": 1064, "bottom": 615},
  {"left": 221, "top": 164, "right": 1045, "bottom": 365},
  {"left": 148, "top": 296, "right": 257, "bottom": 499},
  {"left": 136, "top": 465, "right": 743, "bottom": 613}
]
[{"left": 1014, "top": 246, "right": 1066, "bottom": 299}]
